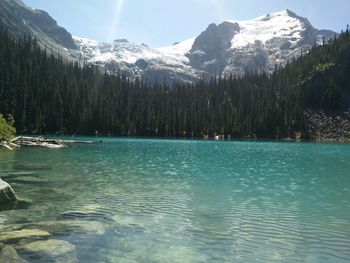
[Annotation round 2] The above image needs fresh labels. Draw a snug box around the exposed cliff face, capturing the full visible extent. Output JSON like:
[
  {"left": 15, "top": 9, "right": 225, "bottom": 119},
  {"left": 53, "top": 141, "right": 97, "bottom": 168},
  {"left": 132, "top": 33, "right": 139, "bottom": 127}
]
[
  {"left": 188, "top": 22, "right": 240, "bottom": 74},
  {"left": 0, "top": 0, "right": 78, "bottom": 58}
]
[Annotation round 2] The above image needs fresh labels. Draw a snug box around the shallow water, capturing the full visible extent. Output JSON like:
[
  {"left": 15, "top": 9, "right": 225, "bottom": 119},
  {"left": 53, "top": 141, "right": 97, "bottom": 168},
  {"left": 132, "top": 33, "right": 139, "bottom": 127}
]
[{"left": 0, "top": 138, "right": 350, "bottom": 262}]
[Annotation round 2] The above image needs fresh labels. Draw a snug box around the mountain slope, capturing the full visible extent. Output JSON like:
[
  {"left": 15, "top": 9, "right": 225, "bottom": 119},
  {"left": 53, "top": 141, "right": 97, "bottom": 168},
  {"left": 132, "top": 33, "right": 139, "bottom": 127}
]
[
  {"left": 0, "top": 0, "right": 338, "bottom": 83},
  {"left": 163, "top": 10, "right": 336, "bottom": 76},
  {"left": 0, "top": 0, "right": 79, "bottom": 59},
  {"left": 74, "top": 37, "right": 202, "bottom": 83},
  {"left": 74, "top": 10, "right": 336, "bottom": 82}
]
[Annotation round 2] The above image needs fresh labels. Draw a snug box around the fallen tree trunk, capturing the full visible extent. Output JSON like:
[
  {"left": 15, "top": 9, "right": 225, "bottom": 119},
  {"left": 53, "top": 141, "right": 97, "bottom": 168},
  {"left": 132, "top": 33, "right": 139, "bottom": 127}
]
[
  {"left": 11, "top": 136, "right": 98, "bottom": 148},
  {"left": 11, "top": 136, "right": 66, "bottom": 148}
]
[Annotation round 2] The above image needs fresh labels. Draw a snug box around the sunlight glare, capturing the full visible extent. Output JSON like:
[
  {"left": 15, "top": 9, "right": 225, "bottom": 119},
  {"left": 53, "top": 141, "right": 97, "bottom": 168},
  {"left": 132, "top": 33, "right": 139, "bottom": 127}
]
[{"left": 109, "top": 0, "right": 124, "bottom": 41}]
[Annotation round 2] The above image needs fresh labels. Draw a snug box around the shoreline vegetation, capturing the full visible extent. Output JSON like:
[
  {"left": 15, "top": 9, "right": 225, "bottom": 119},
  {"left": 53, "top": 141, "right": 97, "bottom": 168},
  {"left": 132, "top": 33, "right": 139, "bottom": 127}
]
[
  {"left": 1, "top": 108, "right": 350, "bottom": 151},
  {"left": 1, "top": 128, "right": 349, "bottom": 153},
  {"left": 1, "top": 108, "right": 349, "bottom": 151}
]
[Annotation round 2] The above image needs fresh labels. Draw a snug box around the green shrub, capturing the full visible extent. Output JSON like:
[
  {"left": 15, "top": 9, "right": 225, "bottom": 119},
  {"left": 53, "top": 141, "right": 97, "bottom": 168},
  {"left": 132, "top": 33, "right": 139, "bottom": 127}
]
[{"left": 0, "top": 114, "right": 16, "bottom": 141}]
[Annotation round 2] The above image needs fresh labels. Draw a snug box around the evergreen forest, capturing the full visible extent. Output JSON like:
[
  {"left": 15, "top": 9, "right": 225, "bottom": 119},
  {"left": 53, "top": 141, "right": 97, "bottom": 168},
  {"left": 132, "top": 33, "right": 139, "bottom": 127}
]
[{"left": 0, "top": 27, "right": 349, "bottom": 138}]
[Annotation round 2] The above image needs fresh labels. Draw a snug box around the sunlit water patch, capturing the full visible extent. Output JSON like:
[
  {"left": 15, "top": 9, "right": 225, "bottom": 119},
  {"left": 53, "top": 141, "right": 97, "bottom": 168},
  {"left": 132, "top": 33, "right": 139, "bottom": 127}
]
[{"left": 0, "top": 138, "right": 350, "bottom": 262}]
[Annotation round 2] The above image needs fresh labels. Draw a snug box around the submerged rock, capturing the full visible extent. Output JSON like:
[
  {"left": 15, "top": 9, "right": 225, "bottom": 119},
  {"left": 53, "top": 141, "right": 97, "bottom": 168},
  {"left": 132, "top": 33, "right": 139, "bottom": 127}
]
[
  {"left": 28, "top": 220, "right": 107, "bottom": 236},
  {"left": 57, "top": 211, "right": 115, "bottom": 224},
  {"left": 0, "top": 229, "right": 51, "bottom": 243},
  {"left": 12, "top": 176, "right": 48, "bottom": 184},
  {"left": 13, "top": 163, "right": 52, "bottom": 171},
  {"left": 0, "top": 178, "right": 18, "bottom": 203},
  {"left": 0, "top": 245, "right": 28, "bottom": 263},
  {"left": 17, "top": 239, "right": 78, "bottom": 263},
  {"left": 0, "top": 199, "right": 31, "bottom": 212}
]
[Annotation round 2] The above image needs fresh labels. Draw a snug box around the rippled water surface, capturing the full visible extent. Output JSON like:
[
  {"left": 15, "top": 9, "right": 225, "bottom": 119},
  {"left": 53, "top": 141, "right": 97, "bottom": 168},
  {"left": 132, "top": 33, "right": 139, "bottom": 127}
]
[{"left": 1, "top": 138, "right": 350, "bottom": 262}]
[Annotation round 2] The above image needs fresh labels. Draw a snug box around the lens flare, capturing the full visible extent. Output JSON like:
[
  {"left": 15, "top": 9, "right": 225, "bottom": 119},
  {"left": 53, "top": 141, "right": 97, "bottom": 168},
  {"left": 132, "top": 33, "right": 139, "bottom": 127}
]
[{"left": 109, "top": 0, "right": 124, "bottom": 41}]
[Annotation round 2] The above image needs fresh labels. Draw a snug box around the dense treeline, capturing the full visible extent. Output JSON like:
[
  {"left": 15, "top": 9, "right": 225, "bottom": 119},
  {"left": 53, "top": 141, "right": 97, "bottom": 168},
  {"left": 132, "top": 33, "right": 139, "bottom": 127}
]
[{"left": 0, "top": 27, "right": 349, "bottom": 138}]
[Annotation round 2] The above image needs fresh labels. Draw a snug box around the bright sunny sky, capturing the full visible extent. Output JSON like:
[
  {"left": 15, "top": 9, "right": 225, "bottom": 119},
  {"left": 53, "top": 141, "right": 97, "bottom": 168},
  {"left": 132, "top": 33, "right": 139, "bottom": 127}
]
[{"left": 23, "top": 0, "right": 349, "bottom": 47}]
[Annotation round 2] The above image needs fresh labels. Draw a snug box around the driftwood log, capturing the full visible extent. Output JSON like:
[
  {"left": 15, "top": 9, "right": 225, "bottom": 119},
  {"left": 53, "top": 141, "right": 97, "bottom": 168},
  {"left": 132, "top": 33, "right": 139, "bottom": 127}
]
[
  {"left": 1, "top": 136, "right": 100, "bottom": 150},
  {"left": 0, "top": 141, "right": 14, "bottom": 150},
  {"left": 11, "top": 136, "right": 66, "bottom": 148},
  {"left": 10, "top": 136, "right": 97, "bottom": 148}
]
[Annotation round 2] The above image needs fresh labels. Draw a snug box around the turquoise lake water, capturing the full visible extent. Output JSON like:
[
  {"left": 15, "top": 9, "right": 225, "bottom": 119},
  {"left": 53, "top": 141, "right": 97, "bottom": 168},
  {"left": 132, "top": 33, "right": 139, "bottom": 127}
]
[{"left": 0, "top": 138, "right": 350, "bottom": 262}]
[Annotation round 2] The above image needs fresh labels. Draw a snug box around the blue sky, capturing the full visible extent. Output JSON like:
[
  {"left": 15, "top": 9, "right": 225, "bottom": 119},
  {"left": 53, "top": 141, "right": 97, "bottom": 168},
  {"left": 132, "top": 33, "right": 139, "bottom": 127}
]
[{"left": 23, "top": 0, "right": 349, "bottom": 47}]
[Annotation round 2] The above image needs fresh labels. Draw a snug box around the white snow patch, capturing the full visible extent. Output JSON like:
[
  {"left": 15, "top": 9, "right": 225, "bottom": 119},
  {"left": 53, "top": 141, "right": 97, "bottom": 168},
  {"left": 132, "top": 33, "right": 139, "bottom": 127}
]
[
  {"left": 73, "top": 36, "right": 191, "bottom": 66},
  {"left": 156, "top": 38, "right": 195, "bottom": 63},
  {"left": 226, "top": 10, "right": 303, "bottom": 48}
]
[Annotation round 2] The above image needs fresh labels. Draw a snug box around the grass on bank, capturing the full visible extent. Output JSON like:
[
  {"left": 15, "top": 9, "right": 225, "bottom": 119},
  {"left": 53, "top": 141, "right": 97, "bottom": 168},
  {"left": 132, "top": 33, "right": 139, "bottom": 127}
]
[{"left": 0, "top": 114, "right": 16, "bottom": 142}]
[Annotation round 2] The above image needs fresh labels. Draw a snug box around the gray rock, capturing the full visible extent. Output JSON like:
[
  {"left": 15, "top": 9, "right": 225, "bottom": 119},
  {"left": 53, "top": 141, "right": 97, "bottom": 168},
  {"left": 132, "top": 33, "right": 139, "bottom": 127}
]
[
  {"left": 0, "top": 199, "right": 31, "bottom": 211},
  {"left": 17, "top": 239, "right": 78, "bottom": 263},
  {"left": 0, "top": 245, "right": 28, "bottom": 263},
  {"left": 0, "top": 178, "right": 18, "bottom": 203},
  {"left": 12, "top": 176, "right": 48, "bottom": 184},
  {"left": 1, "top": 248, "right": 26, "bottom": 263},
  {"left": 0, "top": 229, "right": 51, "bottom": 243},
  {"left": 304, "top": 110, "right": 350, "bottom": 142},
  {"left": 28, "top": 220, "right": 107, "bottom": 235}
]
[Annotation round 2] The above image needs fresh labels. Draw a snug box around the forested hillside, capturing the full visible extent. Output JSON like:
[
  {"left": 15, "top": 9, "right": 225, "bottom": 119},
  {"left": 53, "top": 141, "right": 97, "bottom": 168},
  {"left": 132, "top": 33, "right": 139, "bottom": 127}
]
[{"left": 0, "top": 27, "right": 349, "bottom": 138}]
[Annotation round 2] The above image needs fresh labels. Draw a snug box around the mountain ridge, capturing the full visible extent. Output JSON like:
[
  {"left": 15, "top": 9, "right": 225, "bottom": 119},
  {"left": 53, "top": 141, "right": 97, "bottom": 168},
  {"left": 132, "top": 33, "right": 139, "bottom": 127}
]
[
  {"left": 72, "top": 9, "right": 336, "bottom": 83},
  {"left": 0, "top": 1, "right": 338, "bottom": 83},
  {"left": 0, "top": 0, "right": 79, "bottom": 58}
]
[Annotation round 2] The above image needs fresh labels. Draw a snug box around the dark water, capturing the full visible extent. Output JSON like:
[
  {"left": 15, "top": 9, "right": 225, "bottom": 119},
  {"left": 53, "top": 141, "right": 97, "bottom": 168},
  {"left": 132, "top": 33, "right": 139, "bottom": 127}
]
[{"left": 0, "top": 138, "right": 350, "bottom": 262}]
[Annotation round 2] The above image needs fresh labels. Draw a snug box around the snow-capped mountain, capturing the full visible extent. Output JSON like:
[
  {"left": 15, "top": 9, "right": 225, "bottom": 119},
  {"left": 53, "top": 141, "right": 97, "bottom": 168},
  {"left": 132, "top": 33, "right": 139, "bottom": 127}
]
[
  {"left": 73, "top": 37, "right": 201, "bottom": 83},
  {"left": 74, "top": 9, "right": 335, "bottom": 83},
  {"left": 0, "top": 0, "right": 337, "bottom": 83}
]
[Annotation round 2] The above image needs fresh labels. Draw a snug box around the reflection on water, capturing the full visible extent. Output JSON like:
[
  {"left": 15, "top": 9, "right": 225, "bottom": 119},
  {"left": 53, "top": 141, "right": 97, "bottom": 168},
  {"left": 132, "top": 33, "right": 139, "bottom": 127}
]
[{"left": 0, "top": 138, "right": 350, "bottom": 262}]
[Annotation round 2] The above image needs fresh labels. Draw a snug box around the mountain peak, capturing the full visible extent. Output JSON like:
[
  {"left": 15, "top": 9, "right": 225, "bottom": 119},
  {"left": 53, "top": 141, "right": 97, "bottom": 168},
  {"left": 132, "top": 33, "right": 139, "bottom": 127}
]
[
  {"left": 114, "top": 39, "right": 129, "bottom": 44},
  {"left": 2, "top": 0, "right": 336, "bottom": 84},
  {"left": 272, "top": 9, "right": 295, "bottom": 16},
  {"left": 254, "top": 9, "right": 303, "bottom": 21}
]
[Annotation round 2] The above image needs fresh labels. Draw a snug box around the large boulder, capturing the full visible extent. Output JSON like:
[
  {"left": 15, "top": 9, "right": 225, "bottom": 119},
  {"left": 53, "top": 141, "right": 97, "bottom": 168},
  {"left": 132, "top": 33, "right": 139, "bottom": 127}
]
[
  {"left": 0, "top": 178, "right": 18, "bottom": 203},
  {"left": 0, "top": 229, "right": 51, "bottom": 243},
  {"left": 0, "top": 245, "right": 28, "bottom": 263},
  {"left": 17, "top": 239, "right": 78, "bottom": 263}
]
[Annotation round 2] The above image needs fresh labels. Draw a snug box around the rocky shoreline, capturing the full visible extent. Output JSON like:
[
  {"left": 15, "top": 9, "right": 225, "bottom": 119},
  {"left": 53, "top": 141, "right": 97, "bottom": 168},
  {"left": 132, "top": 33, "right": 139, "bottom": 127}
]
[
  {"left": 0, "top": 204, "right": 123, "bottom": 263},
  {"left": 304, "top": 110, "right": 350, "bottom": 143}
]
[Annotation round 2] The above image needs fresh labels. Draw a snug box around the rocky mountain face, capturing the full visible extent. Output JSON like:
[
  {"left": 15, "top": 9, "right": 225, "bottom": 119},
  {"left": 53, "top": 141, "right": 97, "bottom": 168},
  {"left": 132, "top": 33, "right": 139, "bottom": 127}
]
[
  {"left": 188, "top": 22, "right": 240, "bottom": 75},
  {"left": 0, "top": 0, "right": 79, "bottom": 59},
  {"left": 189, "top": 10, "right": 336, "bottom": 76},
  {"left": 74, "top": 10, "right": 337, "bottom": 83},
  {"left": 0, "top": 0, "right": 337, "bottom": 84}
]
